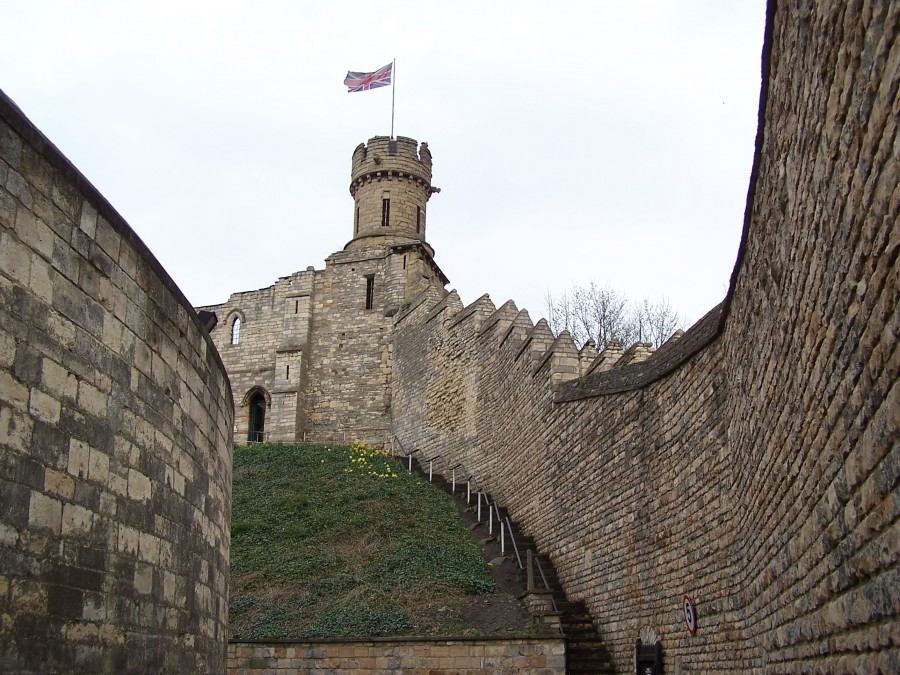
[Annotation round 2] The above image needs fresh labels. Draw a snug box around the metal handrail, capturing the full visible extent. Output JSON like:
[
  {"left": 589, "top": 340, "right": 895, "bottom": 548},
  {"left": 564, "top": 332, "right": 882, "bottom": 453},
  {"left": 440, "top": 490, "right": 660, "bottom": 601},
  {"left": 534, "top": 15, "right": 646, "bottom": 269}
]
[
  {"left": 394, "top": 447, "right": 530, "bottom": 573},
  {"left": 534, "top": 554, "right": 559, "bottom": 613},
  {"left": 504, "top": 516, "right": 523, "bottom": 569}
]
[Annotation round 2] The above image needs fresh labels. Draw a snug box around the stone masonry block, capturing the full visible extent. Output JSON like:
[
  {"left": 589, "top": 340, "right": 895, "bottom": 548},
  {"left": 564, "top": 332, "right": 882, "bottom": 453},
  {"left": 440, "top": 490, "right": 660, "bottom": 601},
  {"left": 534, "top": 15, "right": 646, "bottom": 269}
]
[
  {"left": 94, "top": 216, "right": 120, "bottom": 260},
  {"left": 5, "top": 169, "right": 33, "bottom": 208},
  {"left": 40, "top": 357, "right": 70, "bottom": 400},
  {"left": 61, "top": 502, "right": 93, "bottom": 537},
  {"left": 29, "top": 387, "right": 60, "bottom": 424},
  {"left": 44, "top": 467, "right": 75, "bottom": 500},
  {"left": 79, "top": 200, "right": 98, "bottom": 239},
  {"left": 77, "top": 381, "right": 108, "bottom": 419},
  {"left": 20, "top": 145, "right": 53, "bottom": 196},
  {"left": 15, "top": 208, "right": 54, "bottom": 259},
  {"left": 0, "top": 231, "right": 32, "bottom": 286},
  {"left": 0, "top": 369, "right": 29, "bottom": 411},
  {"left": 117, "top": 523, "right": 139, "bottom": 556},
  {"left": 0, "top": 189, "right": 15, "bottom": 229},
  {"left": 28, "top": 490, "right": 62, "bottom": 535},
  {"left": 28, "top": 251, "right": 55, "bottom": 303},
  {"left": 0, "top": 406, "right": 32, "bottom": 452},
  {"left": 11, "top": 578, "right": 47, "bottom": 614},
  {"left": 128, "top": 469, "right": 151, "bottom": 501},
  {"left": 67, "top": 438, "right": 91, "bottom": 480},
  {"left": 133, "top": 562, "right": 153, "bottom": 596},
  {"left": 0, "top": 331, "right": 14, "bottom": 370}
]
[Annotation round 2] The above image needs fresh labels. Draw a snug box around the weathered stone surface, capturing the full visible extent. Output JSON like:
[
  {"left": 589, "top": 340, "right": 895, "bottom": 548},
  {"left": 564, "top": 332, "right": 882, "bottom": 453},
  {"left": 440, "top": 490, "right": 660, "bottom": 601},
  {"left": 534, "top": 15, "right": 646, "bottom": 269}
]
[
  {"left": 228, "top": 636, "right": 566, "bottom": 674},
  {"left": 391, "top": 2, "right": 899, "bottom": 672},
  {"left": 0, "top": 0, "right": 895, "bottom": 672},
  {"left": 198, "top": 136, "right": 447, "bottom": 446},
  {"left": 0, "top": 89, "right": 233, "bottom": 673}
]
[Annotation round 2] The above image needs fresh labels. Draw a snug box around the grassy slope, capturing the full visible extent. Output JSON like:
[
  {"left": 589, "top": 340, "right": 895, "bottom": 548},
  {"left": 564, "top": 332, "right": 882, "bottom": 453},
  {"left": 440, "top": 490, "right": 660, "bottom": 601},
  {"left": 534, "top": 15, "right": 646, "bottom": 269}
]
[{"left": 230, "top": 443, "right": 503, "bottom": 640}]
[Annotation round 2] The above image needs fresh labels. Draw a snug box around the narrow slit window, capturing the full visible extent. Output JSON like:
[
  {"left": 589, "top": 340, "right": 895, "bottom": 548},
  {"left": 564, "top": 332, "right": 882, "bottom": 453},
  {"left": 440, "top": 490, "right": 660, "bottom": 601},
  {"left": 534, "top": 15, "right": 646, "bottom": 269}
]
[
  {"left": 295, "top": 300, "right": 299, "bottom": 314},
  {"left": 416, "top": 206, "right": 421, "bottom": 233},
  {"left": 403, "top": 255, "right": 407, "bottom": 270},
  {"left": 365, "top": 275, "right": 375, "bottom": 310},
  {"left": 286, "top": 365, "right": 290, "bottom": 379},
  {"left": 231, "top": 317, "right": 241, "bottom": 345},
  {"left": 381, "top": 198, "right": 390, "bottom": 227},
  {"left": 355, "top": 206, "right": 359, "bottom": 234}
]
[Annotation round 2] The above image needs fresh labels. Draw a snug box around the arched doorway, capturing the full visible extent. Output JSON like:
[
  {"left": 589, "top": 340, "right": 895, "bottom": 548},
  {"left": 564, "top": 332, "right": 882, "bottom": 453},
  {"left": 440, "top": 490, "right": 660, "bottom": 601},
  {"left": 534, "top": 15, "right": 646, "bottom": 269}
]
[{"left": 247, "top": 390, "right": 267, "bottom": 443}]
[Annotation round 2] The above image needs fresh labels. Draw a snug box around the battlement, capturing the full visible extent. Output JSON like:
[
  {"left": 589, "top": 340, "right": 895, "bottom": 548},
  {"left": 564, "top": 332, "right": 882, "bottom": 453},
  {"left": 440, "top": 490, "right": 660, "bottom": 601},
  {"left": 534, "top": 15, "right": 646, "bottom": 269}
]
[{"left": 350, "top": 135, "right": 433, "bottom": 193}]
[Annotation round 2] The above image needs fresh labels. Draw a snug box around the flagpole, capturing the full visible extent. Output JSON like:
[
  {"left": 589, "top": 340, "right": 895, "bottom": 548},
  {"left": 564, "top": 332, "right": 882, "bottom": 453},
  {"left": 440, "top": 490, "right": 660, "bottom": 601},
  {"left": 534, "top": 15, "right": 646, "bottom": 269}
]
[{"left": 391, "top": 58, "right": 396, "bottom": 138}]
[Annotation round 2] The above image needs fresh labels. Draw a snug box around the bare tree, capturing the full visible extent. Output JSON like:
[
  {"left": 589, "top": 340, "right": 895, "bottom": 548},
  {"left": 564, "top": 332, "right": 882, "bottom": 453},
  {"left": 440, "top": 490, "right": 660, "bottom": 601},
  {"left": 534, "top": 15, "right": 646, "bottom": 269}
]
[{"left": 546, "top": 283, "right": 682, "bottom": 350}]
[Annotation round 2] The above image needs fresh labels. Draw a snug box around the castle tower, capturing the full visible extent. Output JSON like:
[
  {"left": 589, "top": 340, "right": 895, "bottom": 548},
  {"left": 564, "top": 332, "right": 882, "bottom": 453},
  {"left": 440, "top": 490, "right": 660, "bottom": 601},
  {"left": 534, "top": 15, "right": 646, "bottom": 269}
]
[
  {"left": 197, "top": 136, "right": 449, "bottom": 448},
  {"left": 347, "top": 136, "right": 438, "bottom": 249}
]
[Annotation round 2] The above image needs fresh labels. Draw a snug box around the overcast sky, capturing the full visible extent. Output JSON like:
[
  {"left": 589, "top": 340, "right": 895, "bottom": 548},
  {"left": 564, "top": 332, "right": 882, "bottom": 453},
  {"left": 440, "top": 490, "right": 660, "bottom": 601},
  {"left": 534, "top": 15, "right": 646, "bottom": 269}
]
[{"left": 2, "top": 1, "right": 767, "bottom": 329}]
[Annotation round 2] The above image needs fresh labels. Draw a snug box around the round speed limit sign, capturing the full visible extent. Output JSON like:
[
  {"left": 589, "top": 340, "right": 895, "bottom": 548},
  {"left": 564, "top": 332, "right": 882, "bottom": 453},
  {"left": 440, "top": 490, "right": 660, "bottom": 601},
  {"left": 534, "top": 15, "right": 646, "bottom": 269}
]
[{"left": 683, "top": 594, "right": 697, "bottom": 635}]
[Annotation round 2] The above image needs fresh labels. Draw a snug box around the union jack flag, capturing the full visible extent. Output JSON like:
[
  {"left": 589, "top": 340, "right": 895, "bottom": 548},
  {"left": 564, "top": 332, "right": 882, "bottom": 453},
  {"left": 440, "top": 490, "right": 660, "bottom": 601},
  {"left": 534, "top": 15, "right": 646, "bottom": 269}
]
[{"left": 344, "top": 62, "right": 393, "bottom": 92}]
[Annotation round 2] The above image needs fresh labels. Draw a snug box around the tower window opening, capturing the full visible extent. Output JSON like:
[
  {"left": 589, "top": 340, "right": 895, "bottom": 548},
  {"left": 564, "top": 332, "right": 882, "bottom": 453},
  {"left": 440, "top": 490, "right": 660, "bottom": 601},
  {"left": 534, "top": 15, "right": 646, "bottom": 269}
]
[
  {"left": 365, "top": 275, "right": 375, "bottom": 310},
  {"left": 355, "top": 206, "right": 359, "bottom": 234},
  {"left": 295, "top": 300, "right": 299, "bottom": 314},
  {"left": 416, "top": 206, "right": 421, "bottom": 233},
  {"left": 231, "top": 317, "right": 241, "bottom": 345},
  {"left": 403, "top": 255, "right": 407, "bottom": 270},
  {"left": 286, "top": 365, "right": 290, "bottom": 379},
  {"left": 381, "top": 198, "right": 390, "bottom": 227}
]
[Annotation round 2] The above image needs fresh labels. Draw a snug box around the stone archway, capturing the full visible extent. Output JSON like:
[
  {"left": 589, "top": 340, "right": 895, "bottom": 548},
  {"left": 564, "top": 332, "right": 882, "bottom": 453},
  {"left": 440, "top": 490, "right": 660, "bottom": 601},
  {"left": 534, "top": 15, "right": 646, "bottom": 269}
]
[{"left": 241, "top": 387, "right": 270, "bottom": 443}]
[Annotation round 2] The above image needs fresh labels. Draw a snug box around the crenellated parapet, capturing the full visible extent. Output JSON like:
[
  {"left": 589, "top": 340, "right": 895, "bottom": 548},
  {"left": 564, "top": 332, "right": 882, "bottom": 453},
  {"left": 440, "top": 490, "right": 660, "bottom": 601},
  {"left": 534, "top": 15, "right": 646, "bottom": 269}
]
[{"left": 350, "top": 136, "right": 434, "bottom": 189}]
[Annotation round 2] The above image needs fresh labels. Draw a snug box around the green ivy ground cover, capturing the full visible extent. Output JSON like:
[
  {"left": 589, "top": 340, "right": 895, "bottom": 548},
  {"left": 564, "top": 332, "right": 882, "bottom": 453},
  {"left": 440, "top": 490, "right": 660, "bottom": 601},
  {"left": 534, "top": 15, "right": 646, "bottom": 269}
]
[{"left": 229, "top": 443, "right": 499, "bottom": 639}]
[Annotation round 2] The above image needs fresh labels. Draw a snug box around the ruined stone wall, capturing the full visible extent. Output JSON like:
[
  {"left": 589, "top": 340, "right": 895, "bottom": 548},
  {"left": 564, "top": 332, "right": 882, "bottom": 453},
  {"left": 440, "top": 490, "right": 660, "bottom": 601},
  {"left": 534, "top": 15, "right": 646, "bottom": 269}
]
[
  {"left": 198, "top": 269, "right": 314, "bottom": 443},
  {"left": 392, "top": 1, "right": 898, "bottom": 671},
  {"left": 0, "top": 92, "right": 234, "bottom": 672}
]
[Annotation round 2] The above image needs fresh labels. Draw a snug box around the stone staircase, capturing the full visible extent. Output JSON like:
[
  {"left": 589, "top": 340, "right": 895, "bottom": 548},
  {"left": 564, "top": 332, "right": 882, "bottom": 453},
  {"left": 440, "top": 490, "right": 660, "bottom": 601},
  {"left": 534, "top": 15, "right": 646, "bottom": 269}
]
[{"left": 408, "top": 458, "right": 615, "bottom": 674}]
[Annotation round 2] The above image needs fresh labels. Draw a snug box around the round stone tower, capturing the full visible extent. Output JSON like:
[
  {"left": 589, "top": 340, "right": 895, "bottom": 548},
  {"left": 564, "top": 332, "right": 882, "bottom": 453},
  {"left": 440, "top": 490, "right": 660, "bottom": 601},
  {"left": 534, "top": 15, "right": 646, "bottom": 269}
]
[{"left": 347, "top": 136, "right": 438, "bottom": 249}]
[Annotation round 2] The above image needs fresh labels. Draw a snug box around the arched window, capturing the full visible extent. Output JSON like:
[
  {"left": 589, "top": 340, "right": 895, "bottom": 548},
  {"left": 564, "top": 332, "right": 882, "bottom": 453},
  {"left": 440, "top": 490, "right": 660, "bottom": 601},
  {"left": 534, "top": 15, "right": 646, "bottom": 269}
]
[
  {"left": 231, "top": 317, "right": 241, "bottom": 345},
  {"left": 247, "top": 390, "right": 266, "bottom": 443}
]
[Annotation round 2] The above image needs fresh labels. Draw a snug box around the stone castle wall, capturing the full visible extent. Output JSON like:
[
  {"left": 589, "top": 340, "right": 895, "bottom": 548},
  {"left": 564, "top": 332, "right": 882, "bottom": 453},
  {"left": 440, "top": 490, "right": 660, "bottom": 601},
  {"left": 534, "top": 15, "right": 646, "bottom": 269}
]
[
  {"left": 228, "top": 636, "right": 566, "bottom": 674},
  {"left": 199, "top": 137, "right": 447, "bottom": 446},
  {"left": 199, "top": 269, "right": 315, "bottom": 443},
  {"left": 0, "top": 92, "right": 234, "bottom": 673},
  {"left": 392, "top": 1, "right": 898, "bottom": 672}
]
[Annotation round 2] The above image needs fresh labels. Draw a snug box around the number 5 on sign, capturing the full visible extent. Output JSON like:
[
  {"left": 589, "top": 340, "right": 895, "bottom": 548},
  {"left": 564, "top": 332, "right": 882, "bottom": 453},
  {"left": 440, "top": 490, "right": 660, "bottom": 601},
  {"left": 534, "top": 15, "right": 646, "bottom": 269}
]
[{"left": 683, "top": 594, "right": 697, "bottom": 635}]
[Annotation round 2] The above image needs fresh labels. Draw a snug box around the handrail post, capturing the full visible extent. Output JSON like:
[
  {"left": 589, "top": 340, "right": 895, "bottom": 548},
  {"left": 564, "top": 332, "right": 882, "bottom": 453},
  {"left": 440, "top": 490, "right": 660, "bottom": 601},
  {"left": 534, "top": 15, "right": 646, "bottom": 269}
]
[
  {"left": 477, "top": 492, "right": 482, "bottom": 522},
  {"left": 527, "top": 549, "right": 534, "bottom": 591},
  {"left": 466, "top": 480, "right": 471, "bottom": 504},
  {"left": 429, "top": 460, "right": 433, "bottom": 482},
  {"left": 488, "top": 502, "right": 493, "bottom": 535},
  {"left": 500, "top": 519, "right": 505, "bottom": 556},
  {"left": 505, "top": 516, "right": 523, "bottom": 569},
  {"left": 408, "top": 454, "right": 412, "bottom": 472},
  {"left": 451, "top": 468, "right": 456, "bottom": 493}
]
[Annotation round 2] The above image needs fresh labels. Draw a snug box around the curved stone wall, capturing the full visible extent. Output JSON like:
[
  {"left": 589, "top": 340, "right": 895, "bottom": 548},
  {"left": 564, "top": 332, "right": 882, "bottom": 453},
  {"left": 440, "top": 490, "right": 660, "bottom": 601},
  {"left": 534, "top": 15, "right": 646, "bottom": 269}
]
[
  {"left": 392, "top": 1, "right": 897, "bottom": 671},
  {"left": 0, "top": 92, "right": 234, "bottom": 673}
]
